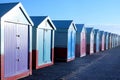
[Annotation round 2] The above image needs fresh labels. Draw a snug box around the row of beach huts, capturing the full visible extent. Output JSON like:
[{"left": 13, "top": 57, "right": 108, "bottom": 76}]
[{"left": 0, "top": 2, "right": 120, "bottom": 80}]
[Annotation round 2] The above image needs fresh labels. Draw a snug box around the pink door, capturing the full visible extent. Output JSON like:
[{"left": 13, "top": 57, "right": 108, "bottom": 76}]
[{"left": 81, "top": 32, "right": 86, "bottom": 57}]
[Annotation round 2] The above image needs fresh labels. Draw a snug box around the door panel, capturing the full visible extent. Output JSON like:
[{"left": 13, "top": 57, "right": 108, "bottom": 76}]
[
  {"left": 90, "top": 33, "right": 94, "bottom": 53},
  {"left": 83, "top": 33, "right": 86, "bottom": 54},
  {"left": 81, "top": 33, "right": 83, "bottom": 54},
  {"left": 37, "top": 29, "right": 52, "bottom": 65},
  {"left": 44, "top": 30, "right": 51, "bottom": 63},
  {"left": 16, "top": 24, "right": 28, "bottom": 72},
  {"left": 37, "top": 29, "right": 44, "bottom": 65},
  {"left": 4, "top": 22, "right": 17, "bottom": 77},
  {"left": 81, "top": 32, "right": 86, "bottom": 56},
  {"left": 72, "top": 31, "right": 75, "bottom": 58},
  {"left": 68, "top": 30, "right": 72, "bottom": 59}
]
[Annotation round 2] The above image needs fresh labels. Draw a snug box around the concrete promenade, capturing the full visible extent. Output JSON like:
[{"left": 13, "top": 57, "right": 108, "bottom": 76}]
[{"left": 20, "top": 46, "right": 120, "bottom": 80}]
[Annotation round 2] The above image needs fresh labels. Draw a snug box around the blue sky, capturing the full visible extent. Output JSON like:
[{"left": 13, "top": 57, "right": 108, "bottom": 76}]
[{"left": 1, "top": 0, "right": 120, "bottom": 34}]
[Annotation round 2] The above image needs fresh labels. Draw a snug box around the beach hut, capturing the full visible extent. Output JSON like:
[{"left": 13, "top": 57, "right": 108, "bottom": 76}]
[
  {"left": 86, "top": 27, "right": 94, "bottom": 55},
  {"left": 31, "top": 16, "right": 56, "bottom": 69},
  {"left": 75, "top": 24, "right": 86, "bottom": 57},
  {"left": 115, "top": 34, "right": 118, "bottom": 47},
  {"left": 111, "top": 33, "right": 115, "bottom": 48},
  {"left": 94, "top": 29, "right": 100, "bottom": 53},
  {"left": 113, "top": 34, "right": 116, "bottom": 47},
  {"left": 112, "top": 34, "right": 115, "bottom": 47},
  {"left": 99, "top": 31, "right": 105, "bottom": 51},
  {"left": 118, "top": 36, "right": 120, "bottom": 46},
  {"left": 0, "top": 2, "right": 33, "bottom": 80},
  {"left": 114, "top": 34, "right": 117, "bottom": 47},
  {"left": 116, "top": 35, "right": 119, "bottom": 46},
  {"left": 108, "top": 33, "right": 112, "bottom": 49},
  {"left": 104, "top": 32, "right": 109, "bottom": 50},
  {"left": 52, "top": 20, "right": 77, "bottom": 62}
]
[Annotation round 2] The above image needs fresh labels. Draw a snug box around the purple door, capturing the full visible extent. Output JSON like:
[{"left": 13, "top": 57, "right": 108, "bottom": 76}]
[{"left": 4, "top": 22, "right": 28, "bottom": 77}]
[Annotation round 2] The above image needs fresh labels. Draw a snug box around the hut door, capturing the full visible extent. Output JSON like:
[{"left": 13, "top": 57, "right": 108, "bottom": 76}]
[
  {"left": 68, "top": 30, "right": 74, "bottom": 59},
  {"left": 83, "top": 33, "right": 86, "bottom": 54},
  {"left": 4, "top": 22, "right": 28, "bottom": 77},
  {"left": 38, "top": 29, "right": 51, "bottom": 65},
  {"left": 90, "top": 33, "right": 94, "bottom": 53},
  {"left": 81, "top": 33, "right": 83, "bottom": 54},
  {"left": 68, "top": 30, "right": 72, "bottom": 59},
  {"left": 97, "top": 34, "right": 99, "bottom": 52},
  {"left": 71, "top": 31, "right": 75, "bottom": 58},
  {"left": 4, "top": 22, "right": 17, "bottom": 77},
  {"left": 81, "top": 32, "right": 85, "bottom": 55},
  {"left": 102, "top": 35, "right": 105, "bottom": 50},
  {"left": 16, "top": 24, "right": 28, "bottom": 72},
  {"left": 43, "top": 29, "right": 51, "bottom": 63},
  {"left": 37, "top": 29, "right": 44, "bottom": 65}
]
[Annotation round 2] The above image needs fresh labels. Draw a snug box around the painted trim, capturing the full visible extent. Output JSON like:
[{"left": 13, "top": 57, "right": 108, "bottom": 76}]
[
  {"left": 29, "top": 52, "right": 32, "bottom": 75},
  {"left": 0, "top": 54, "right": 4, "bottom": 80},
  {"left": 4, "top": 71, "right": 30, "bottom": 80},
  {"left": 67, "top": 57, "right": 75, "bottom": 62}
]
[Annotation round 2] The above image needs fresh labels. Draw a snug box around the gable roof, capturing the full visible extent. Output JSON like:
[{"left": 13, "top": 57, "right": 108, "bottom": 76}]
[
  {"left": 31, "top": 16, "right": 56, "bottom": 30},
  {"left": 100, "top": 31, "right": 104, "bottom": 35},
  {"left": 86, "top": 27, "right": 94, "bottom": 34},
  {"left": 0, "top": 2, "right": 33, "bottom": 26},
  {"left": 99, "top": 31, "right": 105, "bottom": 38},
  {"left": 75, "top": 24, "right": 85, "bottom": 32},
  {"left": 30, "top": 16, "right": 47, "bottom": 27},
  {"left": 104, "top": 32, "right": 108, "bottom": 36},
  {"left": 0, "top": 2, "right": 18, "bottom": 17},
  {"left": 52, "top": 20, "right": 75, "bottom": 29},
  {"left": 94, "top": 29, "right": 99, "bottom": 34}
]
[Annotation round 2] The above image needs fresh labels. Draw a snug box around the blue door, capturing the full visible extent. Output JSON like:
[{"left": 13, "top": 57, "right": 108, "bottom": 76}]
[
  {"left": 68, "top": 30, "right": 72, "bottom": 59},
  {"left": 37, "top": 29, "right": 44, "bottom": 65},
  {"left": 68, "top": 30, "right": 75, "bottom": 59},
  {"left": 4, "top": 22, "right": 28, "bottom": 77},
  {"left": 96, "top": 33, "right": 99, "bottom": 52},
  {"left": 72, "top": 31, "right": 75, "bottom": 58},
  {"left": 44, "top": 29, "right": 51, "bottom": 63},
  {"left": 37, "top": 29, "right": 51, "bottom": 65}
]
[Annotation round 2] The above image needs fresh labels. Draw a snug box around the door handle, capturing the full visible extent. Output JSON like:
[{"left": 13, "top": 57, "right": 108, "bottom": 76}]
[
  {"left": 17, "top": 59, "right": 19, "bottom": 62},
  {"left": 16, "top": 47, "right": 20, "bottom": 49},
  {"left": 16, "top": 35, "right": 20, "bottom": 37}
]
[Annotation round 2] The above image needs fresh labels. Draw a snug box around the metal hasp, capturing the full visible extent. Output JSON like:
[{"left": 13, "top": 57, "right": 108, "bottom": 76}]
[
  {"left": 53, "top": 20, "right": 77, "bottom": 62},
  {"left": 0, "top": 2, "right": 33, "bottom": 80},
  {"left": 75, "top": 24, "right": 86, "bottom": 57},
  {"left": 31, "top": 16, "right": 56, "bottom": 69}
]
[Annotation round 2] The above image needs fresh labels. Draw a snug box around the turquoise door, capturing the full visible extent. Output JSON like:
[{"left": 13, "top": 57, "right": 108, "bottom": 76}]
[
  {"left": 71, "top": 31, "right": 75, "bottom": 58},
  {"left": 44, "top": 29, "right": 51, "bottom": 63},
  {"left": 37, "top": 29, "right": 51, "bottom": 65},
  {"left": 68, "top": 30, "right": 72, "bottom": 59},
  {"left": 68, "top": 30, "right": 75, "bottom": 59}
]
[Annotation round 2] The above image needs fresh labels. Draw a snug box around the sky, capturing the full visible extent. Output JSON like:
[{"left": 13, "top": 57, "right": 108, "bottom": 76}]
[{"left": 0, "top": 0, "right": 120, "bottom": 34}]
